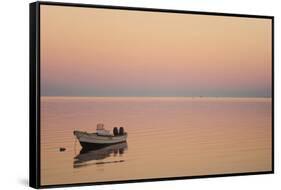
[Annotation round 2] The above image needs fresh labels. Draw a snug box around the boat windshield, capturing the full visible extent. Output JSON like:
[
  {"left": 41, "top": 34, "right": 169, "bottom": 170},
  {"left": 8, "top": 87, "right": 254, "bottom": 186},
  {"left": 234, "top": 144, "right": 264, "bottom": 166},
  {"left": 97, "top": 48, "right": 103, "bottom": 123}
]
[{"left": 96, "top": 123, "right": 104, "bottom": 130}]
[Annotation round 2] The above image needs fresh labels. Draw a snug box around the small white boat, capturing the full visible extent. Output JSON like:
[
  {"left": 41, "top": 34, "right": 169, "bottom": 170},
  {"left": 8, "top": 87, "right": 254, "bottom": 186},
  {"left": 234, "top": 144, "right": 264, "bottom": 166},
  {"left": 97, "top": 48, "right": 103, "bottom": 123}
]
[{"left": 74, "top": 124, "right": 128, "bottom": 149}]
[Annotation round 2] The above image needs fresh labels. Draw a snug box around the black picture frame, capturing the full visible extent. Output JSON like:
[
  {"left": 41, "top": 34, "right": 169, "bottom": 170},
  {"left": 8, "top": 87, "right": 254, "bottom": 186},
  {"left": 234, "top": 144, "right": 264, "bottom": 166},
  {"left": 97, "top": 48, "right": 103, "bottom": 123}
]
[{"left": 29, "top": 1, "right": 274, "bottom": 189}]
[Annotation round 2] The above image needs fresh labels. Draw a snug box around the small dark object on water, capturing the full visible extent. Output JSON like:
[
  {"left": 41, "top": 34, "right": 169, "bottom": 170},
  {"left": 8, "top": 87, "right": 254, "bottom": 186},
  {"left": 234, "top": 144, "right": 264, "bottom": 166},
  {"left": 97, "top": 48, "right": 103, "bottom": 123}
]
[{"left": 59, "top": 147, "right": 66, "bottom": 152}]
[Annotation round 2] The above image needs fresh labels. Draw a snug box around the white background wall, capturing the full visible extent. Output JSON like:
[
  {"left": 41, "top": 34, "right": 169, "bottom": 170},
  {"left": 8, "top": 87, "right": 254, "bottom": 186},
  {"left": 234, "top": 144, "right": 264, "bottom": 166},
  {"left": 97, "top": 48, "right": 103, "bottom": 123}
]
[{"left": 0, "top": 0, "right": 279, "bottom": 189}]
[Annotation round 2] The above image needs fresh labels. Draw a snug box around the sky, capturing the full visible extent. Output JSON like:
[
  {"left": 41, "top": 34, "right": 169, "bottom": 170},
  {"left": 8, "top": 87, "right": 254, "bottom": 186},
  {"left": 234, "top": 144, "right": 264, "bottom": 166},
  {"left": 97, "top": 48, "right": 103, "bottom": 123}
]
[{"left": 40, "top": 5, "right": 272, "bottom": 97}]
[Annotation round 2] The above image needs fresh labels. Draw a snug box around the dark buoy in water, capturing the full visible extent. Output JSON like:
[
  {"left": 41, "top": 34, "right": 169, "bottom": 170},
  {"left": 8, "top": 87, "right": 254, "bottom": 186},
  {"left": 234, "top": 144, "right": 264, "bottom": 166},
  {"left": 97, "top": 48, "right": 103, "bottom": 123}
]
[{"left": 59, "top": 147, "right": 66, "bottom": 152}]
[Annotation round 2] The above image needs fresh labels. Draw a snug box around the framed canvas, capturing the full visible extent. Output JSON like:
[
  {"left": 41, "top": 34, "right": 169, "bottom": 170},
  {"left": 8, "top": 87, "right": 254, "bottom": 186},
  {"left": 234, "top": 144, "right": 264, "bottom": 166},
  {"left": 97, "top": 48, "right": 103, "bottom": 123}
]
[{"left": 29, "top": 1, "right": 274, "bottom": 188}]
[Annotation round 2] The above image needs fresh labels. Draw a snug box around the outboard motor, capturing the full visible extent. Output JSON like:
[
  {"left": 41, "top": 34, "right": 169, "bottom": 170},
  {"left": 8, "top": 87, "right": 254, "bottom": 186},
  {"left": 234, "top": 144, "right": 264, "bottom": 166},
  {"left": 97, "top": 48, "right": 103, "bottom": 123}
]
[
  {"left": 113, "top": 127, "right": 118, "bottom": 136},
  {"left": 119, "top": 127, "right": 124, "bottom": 135}
]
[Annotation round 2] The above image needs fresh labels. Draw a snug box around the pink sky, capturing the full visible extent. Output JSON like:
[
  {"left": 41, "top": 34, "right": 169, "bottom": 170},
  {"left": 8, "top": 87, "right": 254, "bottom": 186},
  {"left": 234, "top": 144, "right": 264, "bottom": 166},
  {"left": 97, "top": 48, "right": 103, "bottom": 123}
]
[{"left": 40, "top": 5, "right": 272, "bottom": 97}]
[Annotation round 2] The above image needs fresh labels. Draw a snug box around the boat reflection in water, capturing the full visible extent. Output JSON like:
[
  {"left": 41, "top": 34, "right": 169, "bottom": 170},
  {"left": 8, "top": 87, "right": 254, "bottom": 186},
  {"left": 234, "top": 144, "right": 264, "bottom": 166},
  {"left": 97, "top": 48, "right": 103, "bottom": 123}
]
[{"left": 73, "top": 142, "right": 128, "bottom": 168}]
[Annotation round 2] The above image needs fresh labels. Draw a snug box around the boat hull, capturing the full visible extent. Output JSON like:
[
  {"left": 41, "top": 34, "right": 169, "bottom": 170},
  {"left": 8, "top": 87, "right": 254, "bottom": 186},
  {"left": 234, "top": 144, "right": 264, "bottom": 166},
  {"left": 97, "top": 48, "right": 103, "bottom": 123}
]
[
  {"left": 74, "top": 130, "right": 127, "bottom": 149},
  {"left": 79, "top": 140, "right": 127, "bottom": 150}
]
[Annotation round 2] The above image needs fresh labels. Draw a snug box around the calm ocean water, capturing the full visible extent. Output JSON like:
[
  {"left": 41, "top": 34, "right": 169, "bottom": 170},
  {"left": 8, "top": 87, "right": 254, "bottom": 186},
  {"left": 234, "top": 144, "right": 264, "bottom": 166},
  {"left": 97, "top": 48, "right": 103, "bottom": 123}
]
[{"left": 41, "top": 97, "right": 272, "bottom": 185}]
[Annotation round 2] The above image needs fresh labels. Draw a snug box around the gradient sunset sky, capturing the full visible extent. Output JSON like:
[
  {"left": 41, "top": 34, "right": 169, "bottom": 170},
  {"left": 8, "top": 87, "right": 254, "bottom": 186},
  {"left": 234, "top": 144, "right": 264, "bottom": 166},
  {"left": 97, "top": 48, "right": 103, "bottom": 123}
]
[{"left": 40, "top": 5, "right": 272, "bottom": 97}]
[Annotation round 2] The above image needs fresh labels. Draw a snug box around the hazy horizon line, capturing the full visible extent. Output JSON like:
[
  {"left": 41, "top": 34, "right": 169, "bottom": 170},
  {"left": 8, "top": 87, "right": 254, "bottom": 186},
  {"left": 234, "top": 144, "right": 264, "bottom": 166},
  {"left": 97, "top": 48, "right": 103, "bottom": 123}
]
[{"left": 41, "top": 95, "right": 272, "bottom": 98}]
